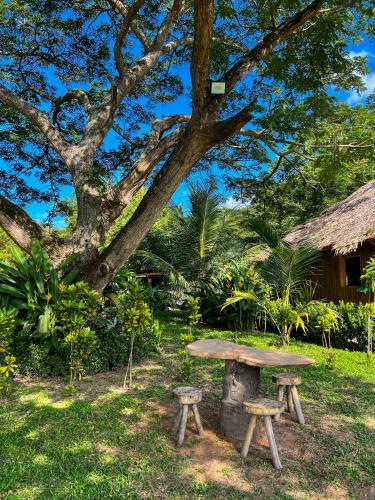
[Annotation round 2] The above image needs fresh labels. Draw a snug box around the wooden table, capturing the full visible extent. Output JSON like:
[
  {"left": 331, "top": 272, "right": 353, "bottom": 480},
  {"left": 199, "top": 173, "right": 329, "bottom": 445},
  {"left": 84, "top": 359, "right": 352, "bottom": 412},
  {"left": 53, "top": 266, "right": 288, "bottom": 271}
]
[{"left": 186, "top": 339, "right": 313, "bottom": 440}]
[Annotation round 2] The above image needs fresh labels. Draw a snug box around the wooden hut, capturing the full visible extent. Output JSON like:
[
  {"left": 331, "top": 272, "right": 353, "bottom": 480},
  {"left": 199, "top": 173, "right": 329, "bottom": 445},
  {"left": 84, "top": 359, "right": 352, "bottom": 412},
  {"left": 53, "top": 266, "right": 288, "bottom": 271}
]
[{"left": 284, "top": 181, "right": 375, "bottom": 303}]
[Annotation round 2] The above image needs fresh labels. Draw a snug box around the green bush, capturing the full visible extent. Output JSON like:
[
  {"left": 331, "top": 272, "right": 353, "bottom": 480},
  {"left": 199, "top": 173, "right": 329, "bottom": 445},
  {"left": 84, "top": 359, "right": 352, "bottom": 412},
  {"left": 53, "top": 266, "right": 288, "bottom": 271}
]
[
  {"left": 0, "top": 239, "right": 76, "bottom": 340},
  {"left": 198, "top": 265, "right": 268, "bottom": 331},
  {"left": 299, "top": 301, "right": 375, "bottom": 352},
  {"left": 0, "top": 307, "right": 17, "bottom": 393},
  {"left": 0, "top": 245, "right": 163, "bottom": 379}
]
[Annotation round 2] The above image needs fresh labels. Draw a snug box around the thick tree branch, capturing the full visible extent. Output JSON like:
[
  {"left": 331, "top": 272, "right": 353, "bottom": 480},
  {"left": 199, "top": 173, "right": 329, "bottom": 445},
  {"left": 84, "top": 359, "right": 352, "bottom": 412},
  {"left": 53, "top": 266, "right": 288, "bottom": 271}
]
[
  {"left": 53, "top": 89, "right": 92, "bottom": 124},
  {"left": 106, "top": 0, "right": 150, "bottom": 49},
  {"left": 151, "top": 0, "right": 186, "bottom": 51},
  {"left": 238, "top": 129, "right": 375, "bottom": 151},
  {"left": 222, "top": 0, "right": 325, "bottom": 92},
  {"left": 0, "top": 196, "right": 49, "bottom": 253},
  {"left": 106, "top": 114, "right": 190, "bottom": 215},
  {"left": 114, "top": 0, "right": 144, "bottom": 76},
  {"left": 190, "top": 0, "right": 214, "bottom": 115},
  {"left": 0, "top": 84, "right": 71, "bottom": 161}
]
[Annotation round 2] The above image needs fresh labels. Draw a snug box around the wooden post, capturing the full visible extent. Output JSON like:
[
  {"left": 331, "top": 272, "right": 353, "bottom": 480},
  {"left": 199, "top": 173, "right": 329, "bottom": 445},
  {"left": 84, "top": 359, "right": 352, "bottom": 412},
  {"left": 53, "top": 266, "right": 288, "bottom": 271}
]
[
  {"left": 264, "top": 415, "right": 282, "bottom": 470},
  {"left": 274, "top": 384, "right": 285, "bottom": 421},
  {"left": 192, "top": 404, "right": 204, "bottom": 436},
  {"left": 221, "top": 360, "right": 261, "bottom": 440},
  {"left": 286, "top": 385, "right": 294, "bottom": 413},
  {"left": 290, "top": 386, "right": 305, "bottom": 424},
  {"left": 177, "top": 405, "right": 188, "bottom": 446},
  {"left": 241, "top": 414, "right": 257, "bottom": 458}
]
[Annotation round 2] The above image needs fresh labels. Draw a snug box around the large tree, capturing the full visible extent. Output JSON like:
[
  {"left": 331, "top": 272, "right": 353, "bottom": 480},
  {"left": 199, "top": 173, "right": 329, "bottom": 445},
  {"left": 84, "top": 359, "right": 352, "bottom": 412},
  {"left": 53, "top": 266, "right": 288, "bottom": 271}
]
[{"left": 0, "top": 0, "right": 373, "bottom": 290}]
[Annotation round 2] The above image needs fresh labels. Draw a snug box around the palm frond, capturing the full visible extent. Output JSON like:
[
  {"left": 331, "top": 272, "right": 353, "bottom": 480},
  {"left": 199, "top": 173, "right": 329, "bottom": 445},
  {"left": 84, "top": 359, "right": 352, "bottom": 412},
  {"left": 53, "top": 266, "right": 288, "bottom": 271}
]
[
  {"left": 134, "top": 250, "right": 191, "bottom": 292},
  {"left": 248, "top": 218, "right": 280, "bottom": 249}
]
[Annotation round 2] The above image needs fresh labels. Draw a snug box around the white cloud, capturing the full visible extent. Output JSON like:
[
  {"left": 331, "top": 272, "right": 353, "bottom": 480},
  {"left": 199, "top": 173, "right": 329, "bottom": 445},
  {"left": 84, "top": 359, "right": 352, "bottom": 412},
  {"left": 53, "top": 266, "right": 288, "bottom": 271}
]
[
  {"left": 222, "top": 196, "right": 252, "bottom": 209},
  {"left": 347, "top": 71, "right": 375, "bottom": 104},
  {"left": 348, "top": 50, "right": 372, "bottom": 59}
]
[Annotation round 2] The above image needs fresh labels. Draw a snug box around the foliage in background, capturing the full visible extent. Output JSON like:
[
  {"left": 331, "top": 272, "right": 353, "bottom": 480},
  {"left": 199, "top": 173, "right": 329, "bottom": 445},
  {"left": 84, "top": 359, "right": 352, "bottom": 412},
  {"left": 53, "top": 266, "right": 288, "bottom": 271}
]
[
  {"left": 185, "top": 296, "right": 201, "bottom": 332},
  {"left": 361, "top": 257, "right": 375, "bottom": 353},
  {"left": 55, "top": 282, "right": 103, "bottom": 382},
  {"left": 110, "top": 272, "right": 153, "bottom": 388},
  {"left": 136, "top": 183, "right": 245, "bottom": 285},
  {"left": 199, "top": 265, "right": 268, "bottom": 331},
  {"left": 0, "top": 307, "right": 17, "bottom": 393},
  {"left": 301, "top": 301, "right": 375, "bottom": 352},
  {"left": 0, "top": 229, "right": 15, "bottom": 263},
  {"left": 223, "top": 220, "right": 319, "bottom": 344},
  {"left": 233, "top": 104, "right": 375, "bottom": 235}
]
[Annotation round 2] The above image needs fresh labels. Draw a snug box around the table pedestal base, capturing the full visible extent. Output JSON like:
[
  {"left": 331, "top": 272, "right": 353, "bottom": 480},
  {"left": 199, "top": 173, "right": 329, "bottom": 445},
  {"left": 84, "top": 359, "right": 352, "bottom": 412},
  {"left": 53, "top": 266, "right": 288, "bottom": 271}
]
[{"left": 220, "top": 360, "right": 261, "bottom": 441}]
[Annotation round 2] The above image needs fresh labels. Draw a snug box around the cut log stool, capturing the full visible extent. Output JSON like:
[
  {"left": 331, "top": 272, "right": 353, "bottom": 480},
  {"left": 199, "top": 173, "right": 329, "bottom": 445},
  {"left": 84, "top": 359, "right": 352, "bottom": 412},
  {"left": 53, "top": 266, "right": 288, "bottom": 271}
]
[
  {"left": 172, "top": 386, "right": 204, "bottom": 446},
  {"left": 241, "top": 398, "right": 284, "bottom": 470},
  {"left": 272, "top": 373, "right": 305, "bottom": 424}
]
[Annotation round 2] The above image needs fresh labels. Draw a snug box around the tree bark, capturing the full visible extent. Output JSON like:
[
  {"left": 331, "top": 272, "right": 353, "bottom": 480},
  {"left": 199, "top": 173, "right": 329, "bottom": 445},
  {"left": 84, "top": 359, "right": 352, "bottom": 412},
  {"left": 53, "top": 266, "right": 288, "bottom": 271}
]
[{"left": 221, "top": 360, "right": 261, "bottom": 441}]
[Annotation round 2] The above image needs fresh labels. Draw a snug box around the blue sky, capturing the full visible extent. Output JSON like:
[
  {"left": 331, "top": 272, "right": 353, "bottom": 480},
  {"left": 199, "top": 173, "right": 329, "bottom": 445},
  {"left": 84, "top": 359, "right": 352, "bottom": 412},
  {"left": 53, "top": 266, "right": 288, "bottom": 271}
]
[{"left": 21, "top": 38, "right": 375, "bottom": 225}]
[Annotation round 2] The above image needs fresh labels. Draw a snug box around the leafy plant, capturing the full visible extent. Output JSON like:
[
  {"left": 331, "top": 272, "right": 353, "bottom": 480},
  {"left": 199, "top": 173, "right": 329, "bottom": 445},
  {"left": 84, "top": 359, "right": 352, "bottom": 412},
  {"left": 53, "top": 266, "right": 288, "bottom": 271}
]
[
  {"left": 112, "top": 280, "right": 152, "bottom": 388},
  {"left": 185, "top": 296, "right": 201, "bottom": 333},
  {"left": 178, "top": 332, "right": 194, "bottom": 382},
  {"left": 0, "top": 238, "right": 76, "bottom": 338},
  {"left": 316, "top": 310, "right": 340, "bottom": 350},
  {"left": 0, "top": 307, "right": 17, "bottom": 394},
  {"left": 361, "top": 257, "right": 375, "bottom": 354},
  {"left": 199, "top": 264, "right": 268, "bottom": 331},
  {"left": 55, "top": 282, "right": 103, "bottom": 382}
]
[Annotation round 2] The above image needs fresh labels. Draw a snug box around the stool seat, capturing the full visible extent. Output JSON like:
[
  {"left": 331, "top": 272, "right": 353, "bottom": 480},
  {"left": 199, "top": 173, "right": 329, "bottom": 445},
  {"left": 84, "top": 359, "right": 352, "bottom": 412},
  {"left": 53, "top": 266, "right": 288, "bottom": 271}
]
[
  {"left": 272, "top": 373, "right": 301, "bottom": 386},
  {"left": 173, "top": 386, "right": 202, "bottom": 405},
  {"left": 241, "top": 398, "right": 284, "bottom": 469},
  {"left": 272, "top": 372, "right": 305, "bottom": 425},
  {"left": 243, "top": 398, "right": 284, "bottom": 416},
  {"left": 171, "top": 386, "right": 204, "bottom": 446}
]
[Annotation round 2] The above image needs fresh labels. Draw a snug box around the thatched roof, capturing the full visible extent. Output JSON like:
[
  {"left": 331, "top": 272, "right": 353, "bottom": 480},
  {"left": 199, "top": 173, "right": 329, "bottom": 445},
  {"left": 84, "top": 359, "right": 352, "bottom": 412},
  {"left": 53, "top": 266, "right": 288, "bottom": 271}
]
[{"left": 284, "top": 180, "right": 375, "bottom": 255}]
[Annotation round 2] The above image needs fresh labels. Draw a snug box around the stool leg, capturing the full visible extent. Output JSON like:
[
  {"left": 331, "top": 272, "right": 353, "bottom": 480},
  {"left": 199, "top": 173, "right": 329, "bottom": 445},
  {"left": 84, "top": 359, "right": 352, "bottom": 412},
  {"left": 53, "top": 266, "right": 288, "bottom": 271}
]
[
  {"left": 286, "top": 386, "right": 294, "bottom": 413},
  {"left": 177, "top": 404, "right": 188, "bottom": 446},
  {"left": 172, "top": 406, "right": 182, "bottom": 435},
  {"left": 264, "top": 416, "right": 282, "bottom": 470},
  {"left": 241, "top": 414, "right": 257, "bottom": 458},
  {"left": 274, "top": 385, "right": 285, "bottom": 421},
  {"left": 290, "top": 386, "right": 305, "bottom": 425},
  {"left": 192, "top": 404, "right": 203, "bottom": 436}
]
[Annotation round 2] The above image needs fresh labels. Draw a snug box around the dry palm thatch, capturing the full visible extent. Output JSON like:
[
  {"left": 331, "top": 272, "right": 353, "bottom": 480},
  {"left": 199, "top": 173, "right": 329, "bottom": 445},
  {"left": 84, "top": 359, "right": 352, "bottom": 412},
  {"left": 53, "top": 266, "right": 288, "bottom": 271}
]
[{"left": 284, "top": 180, "right": 375, "bottom": 255}]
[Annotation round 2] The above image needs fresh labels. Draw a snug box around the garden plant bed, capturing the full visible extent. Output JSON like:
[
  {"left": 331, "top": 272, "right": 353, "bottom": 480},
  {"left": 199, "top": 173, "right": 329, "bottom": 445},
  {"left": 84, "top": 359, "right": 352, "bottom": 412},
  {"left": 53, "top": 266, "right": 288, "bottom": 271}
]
[{"left": 1, "top": 313, "right": 374, "bottom": 499}]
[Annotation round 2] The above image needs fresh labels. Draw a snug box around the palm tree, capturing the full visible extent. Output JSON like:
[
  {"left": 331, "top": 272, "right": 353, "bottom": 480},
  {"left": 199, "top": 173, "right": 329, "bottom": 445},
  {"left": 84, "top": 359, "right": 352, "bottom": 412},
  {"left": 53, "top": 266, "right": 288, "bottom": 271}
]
[
  {"left": 248, "top": 218, "right": 319, "bottom": 306},
  {"left": 223, "top": 219, "right": 319, "bottom": 345},
  {"left": 136, "top": 182, "right": 239, "bottom": 286}
]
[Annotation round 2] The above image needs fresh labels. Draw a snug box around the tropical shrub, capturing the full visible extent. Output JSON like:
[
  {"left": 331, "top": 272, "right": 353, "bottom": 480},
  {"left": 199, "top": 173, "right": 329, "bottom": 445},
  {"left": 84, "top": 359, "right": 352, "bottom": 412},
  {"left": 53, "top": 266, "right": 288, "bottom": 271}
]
[
  {"left": 0, "top": 244, "right": 162, "bottom": 380},
  {"left": 199, "top": 265, "right": 268, "bottom": 331},
  {"left": 361, "top": 257, "right": 375, "bottom": 353},
  {"left": 185, "top": 296, "right": 201, "bottom": 331},
  {"left": 300, "top": 301, "right": 375, "bottom": 352},
  {"left": 0, "top": 239, "right": 76, "bottom": 338},
  {"left": 111, "top": 275, "right": 153, "bottom": 388},
  {"left": 0, "top": 307, "right": 17, "bottom": 393},
  {"left": 55, "top": 282, "right": 103, "bottom": 382}
]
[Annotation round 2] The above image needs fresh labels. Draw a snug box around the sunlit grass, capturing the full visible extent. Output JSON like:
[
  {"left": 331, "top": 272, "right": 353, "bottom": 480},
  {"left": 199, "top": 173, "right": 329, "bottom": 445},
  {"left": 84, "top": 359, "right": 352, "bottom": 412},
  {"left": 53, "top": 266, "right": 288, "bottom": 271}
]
[{"left": 0, "top": 312, "right": 374, "bottom": 498}]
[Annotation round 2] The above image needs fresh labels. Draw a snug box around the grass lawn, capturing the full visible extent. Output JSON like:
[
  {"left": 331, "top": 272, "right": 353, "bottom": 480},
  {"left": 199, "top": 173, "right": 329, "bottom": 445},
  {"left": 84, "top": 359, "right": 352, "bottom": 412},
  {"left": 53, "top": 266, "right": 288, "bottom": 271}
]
[{"left": 1, "top": 312, "right": 374, "bottom": 499}]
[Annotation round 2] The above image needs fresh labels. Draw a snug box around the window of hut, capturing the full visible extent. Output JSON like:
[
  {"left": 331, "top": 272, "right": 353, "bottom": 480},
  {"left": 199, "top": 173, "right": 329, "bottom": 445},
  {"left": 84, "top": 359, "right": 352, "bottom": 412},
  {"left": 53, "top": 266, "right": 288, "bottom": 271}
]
[{"left": 344, "top": 256, "right": 361, "bottom": 287}]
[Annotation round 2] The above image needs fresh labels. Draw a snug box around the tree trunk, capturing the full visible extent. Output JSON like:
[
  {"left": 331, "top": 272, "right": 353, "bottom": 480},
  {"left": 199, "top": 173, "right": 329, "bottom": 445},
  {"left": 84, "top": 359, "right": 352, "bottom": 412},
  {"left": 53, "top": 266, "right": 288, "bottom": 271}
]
[
  {"left": 83, "top": 127, "right": 213, "bottom": 291},
  {"left": 220, "top": 360, "right": 261, "bottom": 440}
]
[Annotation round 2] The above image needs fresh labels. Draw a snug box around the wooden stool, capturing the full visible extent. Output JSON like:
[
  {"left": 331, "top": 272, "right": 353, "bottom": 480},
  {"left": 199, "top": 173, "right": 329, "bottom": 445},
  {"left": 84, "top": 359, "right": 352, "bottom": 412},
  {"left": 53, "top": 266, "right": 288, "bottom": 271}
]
[
  {"left": 272, "top": 373, "right": 305, "bottom": 424},
  {"left": 241, "top": 398, "right": 284, "bottom": 470},
  {"left": 172, "top": 386, "right": 204, "bottom": 446}
]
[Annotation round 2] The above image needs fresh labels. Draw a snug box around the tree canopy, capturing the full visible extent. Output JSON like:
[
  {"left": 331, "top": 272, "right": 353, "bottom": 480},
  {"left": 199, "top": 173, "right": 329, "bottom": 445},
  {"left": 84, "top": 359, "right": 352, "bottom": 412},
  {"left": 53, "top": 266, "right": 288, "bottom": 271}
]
[{"left": 0, "top": 0, "right": 373, "bottom": 290}]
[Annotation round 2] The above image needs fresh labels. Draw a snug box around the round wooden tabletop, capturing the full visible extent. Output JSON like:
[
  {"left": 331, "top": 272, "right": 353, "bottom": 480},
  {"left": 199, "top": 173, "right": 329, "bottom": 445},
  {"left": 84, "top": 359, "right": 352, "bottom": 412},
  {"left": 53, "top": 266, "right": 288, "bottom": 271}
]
[{"left": 186, "top": 339, "right": 313, "bottom": 368}]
